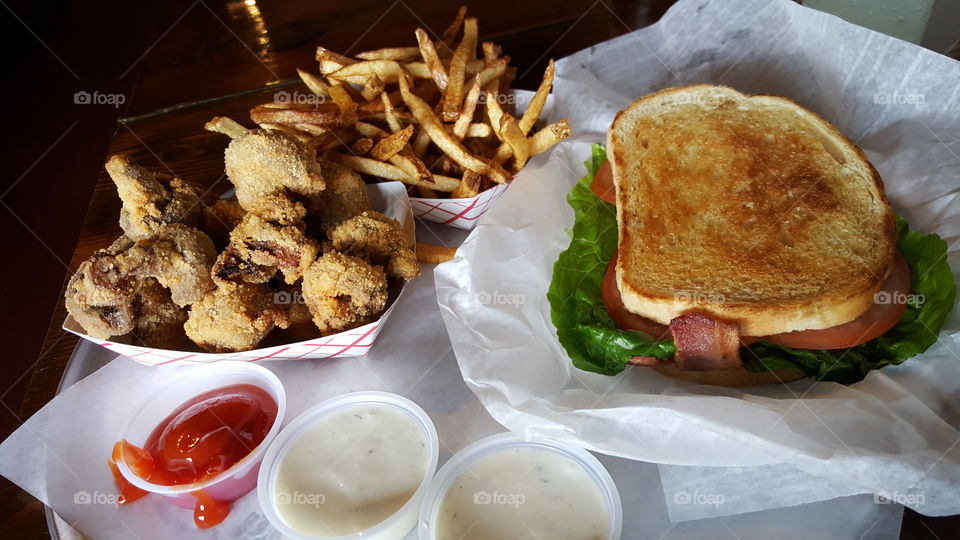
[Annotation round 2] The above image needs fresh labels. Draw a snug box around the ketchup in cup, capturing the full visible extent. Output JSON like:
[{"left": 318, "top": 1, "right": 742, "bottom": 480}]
[{"left": 111, "top": 383, "right": 279, "bottom": 529}]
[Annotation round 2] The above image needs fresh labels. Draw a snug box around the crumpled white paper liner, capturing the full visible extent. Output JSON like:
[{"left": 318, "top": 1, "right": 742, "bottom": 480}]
[{"left": 435, "top": 0, "right": 960, "bottom": 518}]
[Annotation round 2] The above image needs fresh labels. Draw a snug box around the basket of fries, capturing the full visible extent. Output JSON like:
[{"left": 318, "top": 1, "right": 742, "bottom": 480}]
[{"left": 247, "top": 6, "right": 570, "bottom": 229}]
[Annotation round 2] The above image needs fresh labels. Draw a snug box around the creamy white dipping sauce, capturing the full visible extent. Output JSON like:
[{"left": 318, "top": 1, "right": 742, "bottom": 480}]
[
  {"left": 274, "top": 403, "right": 429, "bottom": 537},
  {"left": 437, "top": 447, "right": 611, "bottom": 540}
]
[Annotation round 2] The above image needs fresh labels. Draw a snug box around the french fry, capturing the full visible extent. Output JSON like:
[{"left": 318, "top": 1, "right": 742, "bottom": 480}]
[
  {"left": 316, "top": 46, "right": 355, "bottom": 66},
  {"left": 328, "top": 84, "right": 358, "bottom": 120},
  {"left": 528, "top": 119, "right": 571, "bottom": 156},
  {"left": 338, "top": 154, "right": 460, "bottom": 191},
  {"left": 205, "top": 117, "right": 249, "bottom": 138},
  {"left": 485, "top": 91, "right": 506, "bottom": 135},
  {"left": 498, "top": 113, "right": 529, "bottom": 170},
  {"left": 359, "top": 89, "right": 401, "bottom": 112},
  {"left": 409, "top": 58, "right": 482, "bottom": 78},
  {"left": 297, "top": 68, "right": 330, "bottom": 98},
  {"left": 361, "top": 74, "right": 385, "bottom": 102},
  {"left": 519, "top": 59, "right": 554, "bottom": 134},
  {"left": 425, "top": 175, "right": 461, "bottom": 192},
  {"left": 319, "top": 60, "right": 342, "bottom": 75},
  {"left": 389, "top": 149, "right": 433, "bottom": 184},
  {"left": 412, "top": 126, "right": 431, "bottom": 158},
  {"left": 450, "top": 170, "right": 482, "bottom": 198},
  {"left": 359, "top": 110, "right": 413, "bottom": 125},
  {"left": 402, "top": 62, "right": 433, "bottom": 79},
  {"left": 465, "top": 123, "right": 492, "bottom": 138},
  {"left": 316, "top": 47, "right": 355, "bottom": 74},
  {"left": 486, "top": 93, "right": 515, "bottom": 165},
  {"left": 381, "top": 93, "right": 403, "bottom": 133},
  {"left": 481, "top": 42, "right": 501, "bottom": 66},
  {"left": 446, "top": 123, "right": 492, "bottom": 139},
  {"left": 250, "top": 103, "right": 347, "bottom": 127},
  {"left": 453, "top": 75, "right": 481, "bottom": 139},
  {"left": 256, "top": 101, "right": 292, "bottom": 109},
  {"left": 492, "top": 142, "right": 512, "bottom": 165},
  {"left": 329, "top": 60, "right": 403, "bottom": 84},
  {"left": 440, "top": 6, "right": 468, "bottom": 52},
  {"left": 416, "top": 242, "right": 457, "bottom": 263},
  {"left": 294, "top": 123, "right": 328, "bottom": 136},
  {"left": 354, "top": 121, "right": 390, "bottom": 138},
  {"left": 415, "top": 28, "right": 448, "bottom": 91},
  {"left": 338, "top": 154, "right": 410, "bottom": 181},
  {"left": 467, "top": 59, "right": 507, "bottom": 95},
  {"left": 441, "top": 17, "right": 478, "bottom": 122},
  {"left": 399, "top": 72, "right": 509, "bottom": 183},
  {"left": 351, "top": 137, "right": 374, "bottom": 155},
  {"left": 356, "top": 46, "right": 421, "bottom": 61},
  {"left": 370, "top": 125, "right": 414, "bottom": 161}
]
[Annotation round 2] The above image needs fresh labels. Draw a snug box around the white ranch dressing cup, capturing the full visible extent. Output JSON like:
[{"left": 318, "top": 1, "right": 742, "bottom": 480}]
[
  {"left": 418, "top": 433, "right": 623, "bottom": 540},
  {"left": 257, "top": 391, "right": 439, "bottom": 540}
]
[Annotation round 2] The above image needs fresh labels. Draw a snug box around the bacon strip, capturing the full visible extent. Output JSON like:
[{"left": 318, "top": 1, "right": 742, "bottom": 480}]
[{"left": 669, "top": 313, "right": 743, "bottom": 371}]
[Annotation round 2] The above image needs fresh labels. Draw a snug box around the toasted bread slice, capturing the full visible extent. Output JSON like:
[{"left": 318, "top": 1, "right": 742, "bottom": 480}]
[{"left": 609, "top": 85, "right": 896, "bottom": 336}]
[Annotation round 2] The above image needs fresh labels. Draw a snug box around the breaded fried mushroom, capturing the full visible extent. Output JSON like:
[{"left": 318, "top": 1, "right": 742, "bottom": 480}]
[
  {"left": 213, "top": 214, "right": 319, "bottom": 285},
  {"left": 105, "top": 155, "right": 203, "bottom": 240},
  {"left": 132, "top": 278, "right": 188, "bottom": 349},
  {"left": 119, "top": 224, "right": 217, "bottom": 307},
  {"left": 206, "top": 117, "right": 325, "bottom": 226},
  {"left": 184, "top": 282, "right": 290, "bottom": 353},
  {"left": 301, "top": 252, "right": 388, "bottom": 335},
  {"left": 307, "top": 159, "right": 371, "bottom": 234},
  {"left": 65, "top": 236, "right": 187, "bottom": 347},
  {"left": 328, "top": 211, "right": 420, "bottom": 280},
  {"left": 65, "top": 237, "right": 138, "bottom": 339}
]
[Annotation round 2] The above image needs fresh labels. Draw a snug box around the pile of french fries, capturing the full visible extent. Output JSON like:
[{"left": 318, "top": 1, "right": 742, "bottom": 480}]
[{"left": 250, "top": 6, "right": 570, "bottom": 199}]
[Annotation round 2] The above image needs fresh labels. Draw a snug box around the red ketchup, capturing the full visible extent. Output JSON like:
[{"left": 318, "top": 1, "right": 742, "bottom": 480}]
[{"left": 110, "top": 384, "right": 278, "bottom": 529}]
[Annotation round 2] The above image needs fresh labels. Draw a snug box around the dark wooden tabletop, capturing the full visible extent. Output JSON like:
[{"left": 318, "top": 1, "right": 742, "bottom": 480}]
[{"left": 1, "top": 0, "right": 956, "bottom": 537}]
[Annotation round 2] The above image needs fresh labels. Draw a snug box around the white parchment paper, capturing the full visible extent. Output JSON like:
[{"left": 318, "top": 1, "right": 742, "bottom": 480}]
[
  {"left": 0, "top": 266, "right": 906, "bottom": 540},
  {"left": 435, "top": 0, "right": 960, "bottom": 519}
]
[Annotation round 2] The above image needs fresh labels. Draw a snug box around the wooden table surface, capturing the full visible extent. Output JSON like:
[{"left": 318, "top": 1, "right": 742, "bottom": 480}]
[{"left": 1, "top": 0, "right": 956, "bottom": 537}]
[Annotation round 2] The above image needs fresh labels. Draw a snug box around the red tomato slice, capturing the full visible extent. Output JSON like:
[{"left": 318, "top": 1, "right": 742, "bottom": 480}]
[
  {"left": 764, "top": 253, "right": 910, "bottom": 349},
  {"left": 601, "top": 250, "right": 910, "bottom": 350},
  {"left": 602, "top": 251, "right": 671, "bottom": 340},
  {"left": 591, "top": 160, "right": 616, "bottom": 205}
]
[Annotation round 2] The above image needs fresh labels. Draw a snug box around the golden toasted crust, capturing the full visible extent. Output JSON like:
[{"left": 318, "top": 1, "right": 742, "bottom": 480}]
[
  {"left": 609, "top": 85, "right": 896, "bottom": 336},
  {"left": 650, "top": 364, "right": 806, "bottom": 387}
]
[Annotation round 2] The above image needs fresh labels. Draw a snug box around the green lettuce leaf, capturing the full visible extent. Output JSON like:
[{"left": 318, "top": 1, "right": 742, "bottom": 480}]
[
  {"left": 547, "top": 145, "right": 675, "bottom": 375},
  {"left": 547, "top": 144, "right": 957, "bottom": 383}
]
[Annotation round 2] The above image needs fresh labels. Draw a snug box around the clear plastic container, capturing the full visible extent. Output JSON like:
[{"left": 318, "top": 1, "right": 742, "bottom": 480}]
[
  {"left": 257, "top": 391, "right": 439, "bottom": 540},
  {"left": 418, "top": 433, "right": 623, "bottom": 540},
  {"left": 116, "top": 362, "right": 286, "bottom": 508}
]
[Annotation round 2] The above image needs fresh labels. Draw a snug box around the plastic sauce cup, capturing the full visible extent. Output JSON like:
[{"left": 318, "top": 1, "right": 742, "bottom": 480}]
[
  {"left": 117, "top": 362, "right": 286, "bottom": 508},
  {"left": 257, "top": 391, "right": 439, "bottom": 540},
  {"left": 417, "top": 433, "right": 623, "bottom": 540}
]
